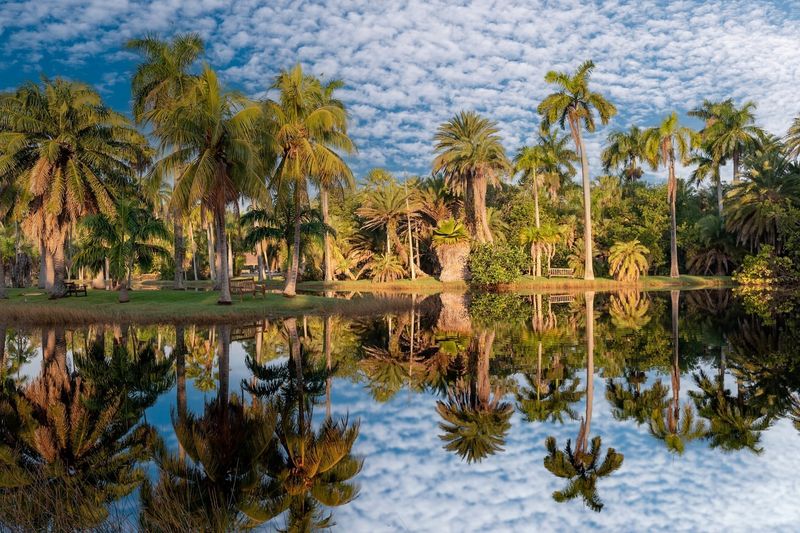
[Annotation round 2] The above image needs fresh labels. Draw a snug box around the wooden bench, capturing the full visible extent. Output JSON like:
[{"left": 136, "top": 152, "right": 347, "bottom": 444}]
[
  {"left": 65, "top": 281, "right": 88, "bottom": 297},
  {"left": 230, "top": 278, "right": 267, "bottom": 299},
  {"left": 547, "top": 268, "right": 575, "bottom": 278},
  {"left": 549, "top": 294, "right": 575, "bottom": 304}
]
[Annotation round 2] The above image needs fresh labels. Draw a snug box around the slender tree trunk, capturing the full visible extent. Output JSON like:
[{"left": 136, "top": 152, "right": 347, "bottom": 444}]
[
  {"left": 472, "top": 173, "right": 493, "bottom": 244},
  {"left": 733, "top": 147, "right": 740, "bottom": 184},
  {"left": 475, "top": 328, "right": 495, "bottom": 407},
  {"left": 227, "top": 236, "right": 234, "bottom": 278},
  {"left": 533, "top": 175, "right": 542, "bottom": 277},
  {"left": 716, "top": 178, "right": 724, "bottom": 217},
  {"left": 104, "top": 257, "right": 111, "bottom": 290},
  {"left": 573, "top": 122, "right": 594, "bottom": 280},
  {"left": 669, "top": 158, "right": 680, "bottom": 278},
  {"left": 0, "top": 251, "right": 6, "bottom": 299},
  {"left": 175, "top": 324, "right": 187, "bottom": 424},
  {"left": 284, "top": 318, "right": 304, "bottom": 426},
  {"left": 406, "top": 204, "right": 416, "bottom": 280},
  {"left": 578, "top": 291, "right": 596, "bottom": 455},
  {"left": 173, "top": 209, "right": 185, "bottom": 290},
  {"left": 206, "top": 222, "right": 217, "bottom": 284},
  {"left": 283, "top": 190, "right": 302, "bottom": 297},
  {"left": 324, "top": 316, "right": 332, "bottom": 419},
  {"left": 38, "top": 239, "right": 46, "bottom": 289},
  {"left": 0, "top": 323, "right": 6, "bottom": 372},
  {"left": 215, "top": 206, "right": 232, "bottom": 304},
  {"left": 670, "top": 290, "right": 680, "bottom": 432},
  {"left": 321, "top": 186, "right": 334, "bottom": 282},
  {"left": 48, "top": 233, "right": 67, "bottom": 298},
  {"left": 256, "top": 245, "right": 265, "bottom": 282},
  {"left": 217, "top": 324, "right": 231, "bottom": 413}
]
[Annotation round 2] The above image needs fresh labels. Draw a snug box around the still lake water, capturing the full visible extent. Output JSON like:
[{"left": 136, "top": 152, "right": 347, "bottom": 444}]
[{"left": 2, "top": 289, "right": 799, "bottom": 532}]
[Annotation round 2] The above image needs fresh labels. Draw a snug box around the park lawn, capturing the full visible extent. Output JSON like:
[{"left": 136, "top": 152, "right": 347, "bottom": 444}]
[{"left": 0, "top": 287, "right": 415, "bottom": 326}]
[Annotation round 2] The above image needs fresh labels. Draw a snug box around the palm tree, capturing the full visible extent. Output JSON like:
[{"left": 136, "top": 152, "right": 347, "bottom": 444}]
[
  {"left": 686, "top": 214, "right": 738, "bottom": 275},
  {"left": 432, "top": 111, "right": 511, "bottom": 243},
  {"left": 73, "top": 196, "right": 170, "bottom": 303},
  {"left": 608, "top": 240, "right": 650, "bottom": 282},
  {"left": 538, "top": 60, "right": 617, "bottom": 280},
  {"left": 0, "top": 79, "right": 147, "bottom": 297},
  {"left": 785, "top": 115, "right": 800, "bottom": 160},
  {"left": 151, "top": 67, "right": 267, "bottom": 304},
  {"left": 356, "top": 176, "right": 418, "bottom": 267},
  {"left": 602, "top": 125, "right": 646, "bottom": 183},
  {"left": 704, "top": 100, "right": 763, "bottom": 184},
  {"left": 127, "top": 32, "right": 205, "bottom": 291},
  {"left": 689, "top": 151, "right": 725, "bottom": 215},
  {"left": 266, "top": 64, "right": 354, "bottom": 297},
  {"left": 436, "top": 328, "right": 512, "bottom": 463},
  {"left": 537, "top": 127, "right": 579, "bottom": 197},
  {"left": 644, "top": 112, "right": 695, "bottom": 278},
  {"left": 648, "top": 291, "right": 706, "bottom": 454},
  {"left": 724, "top": 145, "right": 800, "bottom": 250}
]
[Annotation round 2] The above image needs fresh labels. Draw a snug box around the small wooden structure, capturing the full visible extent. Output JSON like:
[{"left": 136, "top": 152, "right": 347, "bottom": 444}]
[
  {"left": 549, "top": 294, "right": 575, "bottom": 304},
  {"left": 232, "top": 322, "right": 260, "bottom": 341},
  {"left": 547, "top": 268, "right": 575, "bottom": 278},
  {"left": 230, "top": 278, "right": 267, "bottom": 299},
  {"left": 65, "top": 281, "right": 88, "bottom": 297}
]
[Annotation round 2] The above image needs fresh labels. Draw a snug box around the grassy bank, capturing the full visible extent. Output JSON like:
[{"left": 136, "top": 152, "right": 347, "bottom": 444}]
[{"left": 0, "top": 288, "right": 421, "bottom": 326}]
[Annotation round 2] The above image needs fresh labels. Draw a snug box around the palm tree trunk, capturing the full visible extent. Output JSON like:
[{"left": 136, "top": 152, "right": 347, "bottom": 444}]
[
  {"left": 475, "top": 328, "right": 495, "bottom": 407},
  {"left": 716, "top": 178, "right": 724, "bottom": 217},
  {"left": 324, "top": 315, "right": 332, "bottom": 419},
  {"left": 285, "top": 318, "right": 304, "bottom": 426},
  {"left": 206, "top": 221, "right": 217, "bottom": 284},
  {"left": 173, "top": 210, "right": 185, "bottom": 290},
  {"left": 256, "top": 244, "right": 265, "bottom": 282},
  {"left": 189, "top": 220, "right": 199, "bottom": 282},
  {"left": 533, "top": 177, "right": 542, "bottom": 277},
  {"left": 48, "top": 232, "right": 67, "bottom": 298},
  {"left": 283, "top": 190, "right": 302, "bottom": 297},
  {"left": 733, "top": 147, "right": 740, "bottom": 184},
  {"left": 215, "top": 206, "right": 232, "bottom": 304},
  {"left": 670, "top": 290, "right": 680, "bottom": 431},
  {"left": 578, "top": 291, "right": 596, "bottom": 455},
  {"left": 217, "top": 324, "right": 231, "bottom": 412},
  {"left": 573, "top": 122, "right": 594, "bottom": 280},
  {"left": 175, "top": 324, "right": 187, "bottom": 424},
  {"left": 227, "top": 236, "right": 234, "bottom": 278},
  {"left": 0, "top": 251, "right": 6, "bottom": 299},
  {"left": 104, "top": 256, "right": 111, "bottom": 290},
  {"left": 669, "top": 159, "right": 679, "bottom": 278},
  {"left": 38, "top": 239, "right": 46, "bottom": 289},
  {"left": 472, "top": 173, "right": 493, "bottom": 244},
  {"left": 321, "top": 186, "right": 334, "bottom": 282}
]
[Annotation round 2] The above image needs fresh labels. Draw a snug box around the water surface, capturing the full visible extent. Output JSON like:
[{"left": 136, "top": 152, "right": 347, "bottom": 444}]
[{"left": 2, "top": 289, "right": 799, "bottom": 531}]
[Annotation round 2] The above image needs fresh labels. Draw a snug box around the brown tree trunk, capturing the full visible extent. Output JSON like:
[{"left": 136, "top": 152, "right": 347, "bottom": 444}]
[
  {"left": 732, "top": 147, "right": 740, "bottom": 184},
  {"left": 206, "top": 221, "right": 217, "bottom": 284},
  {"left": 38, "top": 239, "right": 47, "bottom": 289},
  {"left": 215, "top": 206, "right": 232, "bottom": 304},
  {"left": 669, "top": 157, "right": 679, "bottom": 278},
  {"left": 670, "top": 290, "right": 680, "bottom": 433},
  {"left": 283, "top": 190, "right": 302, "bottom": 297},
  {"left": 572, "top": 118, "right": 594, "bottom": 280},
  {"left": 324, "top": 316, "right": 332, "bottom": 419},
  {"left": 217, "top": 324, "right": 231, "bottom": 414},
  {"left": 533, "top": 175, "right": 542, "bottom": 277},
  {"left": 173, "top": 210, "right": 185, "bottom": 290},
  {"left": 716, "top": 178, "right": 724, "bottom": 217},
  {"left": 48, "top": 232, "right": 67, "bottom": 298},
  {"left": 321, "top": 186, "right": 334, "bottom": 282},
  {"left": 472, "top": 173, "right": 493, "bottom": 244},
  {"left": 474, "top": 329, "right": 495, "bottom": 407}
]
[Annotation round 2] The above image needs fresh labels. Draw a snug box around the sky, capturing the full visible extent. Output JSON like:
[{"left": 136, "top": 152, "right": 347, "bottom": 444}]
[{"left": 1, "top": 0, "right": 799, "bottom": 182}]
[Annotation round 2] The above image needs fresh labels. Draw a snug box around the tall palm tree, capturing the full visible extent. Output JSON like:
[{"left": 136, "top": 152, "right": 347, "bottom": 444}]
[
  {"left": 152, "top": 67, "right": 267, "bottom": 304},
  {"left": 537, "top": 127, "right": 579, "bottom": 197},
  {"left": 705, "top": 100, "right": 763, "bottom": 184},
  {"left": 602, "top": 125, "right": 646, "bottom": 183},
  {"left": 542, "top": 291, "right": 624, "bottom": 511},
  {"left": 538, "top": 60, "right": 616, "bottom": 280},
  {"left": 0, "top": 79, "right": 147, "bottom": 297},
  {"left": 357, "top": 177, "right": 418, "bottom": 268},
  {"left": 432, "top": 111, "right": 511, "bottom": 243},
  {"left": 644, "top": 112, "right": 695, "bottom": 278},
  {"left": 648, "top": 291, "right": 706, "bottom": 454},
  {"left": 127, "top": 32, "right": 205, "bottom": 291},
  {"left": 689, "top": 151, "right": 724, "bottom": 215},
  {"left": 266, "top": 64, "right": 354, "bottom": 297}
]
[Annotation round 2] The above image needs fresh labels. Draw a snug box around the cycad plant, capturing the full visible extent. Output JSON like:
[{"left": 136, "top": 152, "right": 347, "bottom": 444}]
[{"left": 608, "top": 240, "right": 650, "bottom": 282}]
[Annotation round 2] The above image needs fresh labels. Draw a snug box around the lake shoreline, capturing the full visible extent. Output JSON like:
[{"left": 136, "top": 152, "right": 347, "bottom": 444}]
[{"left": 0, "top": 275, "right": 731, "bottom": 326}]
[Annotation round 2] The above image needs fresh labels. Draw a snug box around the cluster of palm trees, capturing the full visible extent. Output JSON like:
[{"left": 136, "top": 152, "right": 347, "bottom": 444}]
[{"left": 4, "top": 45, "right": 800, "bottom": 302}]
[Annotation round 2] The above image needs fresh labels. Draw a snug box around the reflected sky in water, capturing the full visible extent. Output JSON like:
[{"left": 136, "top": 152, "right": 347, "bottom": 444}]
[{"left": 2, "top": 289, "right": 800, "bottom": 531}]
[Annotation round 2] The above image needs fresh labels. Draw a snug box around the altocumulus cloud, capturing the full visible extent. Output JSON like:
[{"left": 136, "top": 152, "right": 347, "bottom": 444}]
[{"left": 2, "top": 0, "right": 799, "bottom": 179}]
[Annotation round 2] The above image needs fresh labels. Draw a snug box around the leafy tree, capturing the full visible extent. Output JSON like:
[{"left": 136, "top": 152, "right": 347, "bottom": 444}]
[
  {"left": 602, "top": 125, "right": 647, "bottom": 183},
  {"left": 538, "top": 60, "right": 617, "bottom": 280},
  {"left": 608, "top": 240, "right": 649, "bottom": 281}
]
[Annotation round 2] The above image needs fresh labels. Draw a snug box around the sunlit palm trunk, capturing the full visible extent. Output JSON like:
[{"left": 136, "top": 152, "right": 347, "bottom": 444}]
[
  {"left": 475, "top": 329, "right": 495, "bottom": 407},
  {"left": 733, "top": 147, "right": 740, "bottom": 184},
  {"left": 668, "top": 155, "right": 679, "bottom": 278},
  {"left": 48, "top": 233, "right": 67, "bottom": 298},
  {"left": 285, "top": 318, "right": 304, "bottom": 425},
  {"left": 471, "top": 172, "right": 493, "bottom": 244},
  {"left": 670, "top": 290, "right": 680, "bottom": 433},
  {"left": 214, "top": 207, "right": 232, "bottom": 304},
  {"left": 217, "top": 324, "right": 231, "bottom": 409},
  {"left": 38, "top": 239, "right": 47, "bottom": 289},
  {"left": 533, "top": 173, "right": 541, "bottom": 277},
  {"left": 206, "top": 222, "right": 217, "bottom": 284},
  {"left": 716, "top": 179, "right": 724, "bottom": 217},
  {"left": 571, "top": 118, "right": 594, "bottom": 280},
  {"left": 188, "top": 221, "right": 199, "bottom": 282},
  {"left": 321, "top": 187, "right": 334, "bottom": 282},
  {"left": 324, "top": 316, "right": 332, "bottom": 419},
  {"left": 283, "top": 190, "right": 302, "bottom": 297},
  {"left": 578, "top": 291, "right": 595, "bottom": 455},
  {"left": 173, "top": 208, "right": 185, "bottom": 290}
]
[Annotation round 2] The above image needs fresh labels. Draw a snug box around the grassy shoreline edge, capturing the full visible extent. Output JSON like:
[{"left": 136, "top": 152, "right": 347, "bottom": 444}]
[{"left": 0, "top": 275, "right": 731, "bottom": 326}]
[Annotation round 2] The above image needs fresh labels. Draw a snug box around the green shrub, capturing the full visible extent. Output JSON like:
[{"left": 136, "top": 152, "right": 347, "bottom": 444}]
[
  {"left": 467, "top": 243, "right": 527, "bottom": 287},
  {"left": 732, "top": 245, "right": 795, "bottom": 286}
]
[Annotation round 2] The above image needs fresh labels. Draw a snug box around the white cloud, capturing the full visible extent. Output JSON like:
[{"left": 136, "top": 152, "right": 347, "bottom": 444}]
[{"left": 1, "top": 0, "right": 799, "bottom": 182}]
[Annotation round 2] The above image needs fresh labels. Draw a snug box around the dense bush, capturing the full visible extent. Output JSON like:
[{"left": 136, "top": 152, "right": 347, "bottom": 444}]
[
  {"left": 467, "top": 243, "right": 527, "bottom": 287},
  {"left": 732, "top": 245, "right": 795, "bottom": 286}
]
